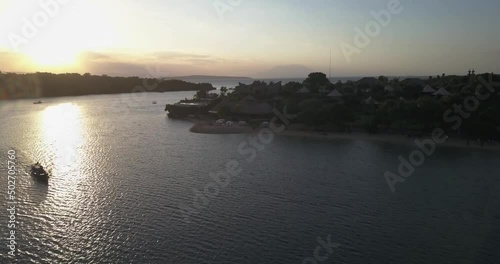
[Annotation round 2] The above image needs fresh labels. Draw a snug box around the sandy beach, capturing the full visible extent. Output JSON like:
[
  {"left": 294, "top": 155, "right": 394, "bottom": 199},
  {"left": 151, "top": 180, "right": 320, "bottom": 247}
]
[{"left": 189, "top": 121, "right": 500, "bottom": 151}]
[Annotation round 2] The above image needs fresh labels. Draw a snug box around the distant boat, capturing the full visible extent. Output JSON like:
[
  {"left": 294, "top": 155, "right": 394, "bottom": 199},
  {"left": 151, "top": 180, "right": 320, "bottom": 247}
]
[
  {"left": 31, "top": 162, "right": 49, "bottom": 182},
  {"left": 33, "top": 101, "right": 42, "bottom": 104},
  {"left": 152, "top": 101, "right": 158, "bottom": 104}
]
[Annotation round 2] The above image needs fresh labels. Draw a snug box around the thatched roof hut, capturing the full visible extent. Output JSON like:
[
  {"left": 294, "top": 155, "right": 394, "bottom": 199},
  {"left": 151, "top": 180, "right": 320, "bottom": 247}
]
[
  {"left": 364, "top": 96, "right": 379, "bottom": 105},
  {"left": 327, "top": 89, "right": 343, "bottom": 97},
  {"left": 422, "top": 85, "right": 436, "bottom": 93},
  {"left": 434, "top": 87, "right": 451, "bottom": 96},
  {"left": 296, "top": 87, "right": 310, "bottom": 94}
]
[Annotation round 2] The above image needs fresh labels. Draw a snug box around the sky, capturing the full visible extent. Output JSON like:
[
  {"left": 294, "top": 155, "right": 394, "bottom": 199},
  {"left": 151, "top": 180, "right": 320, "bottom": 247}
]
[{"left": 0, "top": 0, "right": 499, "bottom": 78}]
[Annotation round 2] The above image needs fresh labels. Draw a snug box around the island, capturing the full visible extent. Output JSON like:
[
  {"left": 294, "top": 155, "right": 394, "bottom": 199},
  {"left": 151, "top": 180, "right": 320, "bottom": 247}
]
[
  {"left": 165, "top": 70, "right": 500, "bottom": 147},
  {"left": 0, "top": 72, "right": 214, "bottom": 99}
]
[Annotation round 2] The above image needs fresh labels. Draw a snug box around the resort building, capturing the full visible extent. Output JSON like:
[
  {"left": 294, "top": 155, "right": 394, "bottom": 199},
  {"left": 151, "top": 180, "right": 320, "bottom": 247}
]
[
  {"left": 296, "top": 86, "right": 311, "bottom": 94},
  {"left": 364, "top": 96, "right": 379, "bottom": 105},
  {"left": 423, "top": 85, "right": 437, "bottom": 94},
  {"left": 434, "top": 87, "right": 452, "bottom": 96},
  {"left": 327, "top": 89, "right": 343, "bottom": 98}
]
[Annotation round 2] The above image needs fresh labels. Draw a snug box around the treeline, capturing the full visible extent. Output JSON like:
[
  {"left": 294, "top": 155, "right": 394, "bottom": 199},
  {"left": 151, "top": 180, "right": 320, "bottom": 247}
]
[
  {"left": 0, "top": 72, "right": 214, "bottom": 99},
  {"left": 222, "top": 72, "right": 500, "bottom": 140},
  {"left": 289, "top": 74, "right": 500, "bottom": 140}
]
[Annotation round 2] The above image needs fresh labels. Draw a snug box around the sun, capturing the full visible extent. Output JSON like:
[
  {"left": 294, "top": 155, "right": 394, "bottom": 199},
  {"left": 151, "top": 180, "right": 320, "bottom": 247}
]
[{"left": 25, "top": 43, "right": 80, "bottom": 68}]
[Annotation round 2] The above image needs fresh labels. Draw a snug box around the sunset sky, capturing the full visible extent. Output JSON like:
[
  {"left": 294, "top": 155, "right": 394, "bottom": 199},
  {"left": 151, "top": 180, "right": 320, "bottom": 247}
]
[{"left": 0, "top": 0, "right": 499, "bottom": 78}]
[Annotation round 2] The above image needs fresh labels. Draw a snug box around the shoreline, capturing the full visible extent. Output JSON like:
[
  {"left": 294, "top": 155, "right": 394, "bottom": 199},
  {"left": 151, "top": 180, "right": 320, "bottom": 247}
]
[{"left": 189, "top": 121, "right": 500, "bottom": 151}]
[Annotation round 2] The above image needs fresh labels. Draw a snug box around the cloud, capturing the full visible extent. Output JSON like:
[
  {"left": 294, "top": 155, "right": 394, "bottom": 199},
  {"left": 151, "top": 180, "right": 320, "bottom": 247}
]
[
  {"left": 151, "top": 51, "right": 222, "bottom": 65},
  {"left": 79, "top": 51, "right": 113, "bottom": 61},
  {"left": 75, "top": 51, "right": 222, "bottom": 77}
]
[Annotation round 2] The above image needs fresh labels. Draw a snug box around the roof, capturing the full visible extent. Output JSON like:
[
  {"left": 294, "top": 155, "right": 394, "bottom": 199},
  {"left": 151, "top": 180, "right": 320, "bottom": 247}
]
[
  {"left": 364, "top": 96, "right": 379, "bottom": 105},
  {"left": 327, "top": 89, "right": 343, "bottom": 97},
  {"left": 385, "top": 85, "right": 395, "bottom": 92},
  {"left": 296, "top": 87, "right": 310, "bottom": 94},
  {"left": 210, "top": 98, "right": 235, "bottom": 113},
  {"left": 423, "top": 85, "right": 436, "bottom": 93},
  {"left": 434, "top": 87, "right": 451, "bottom": 96}
]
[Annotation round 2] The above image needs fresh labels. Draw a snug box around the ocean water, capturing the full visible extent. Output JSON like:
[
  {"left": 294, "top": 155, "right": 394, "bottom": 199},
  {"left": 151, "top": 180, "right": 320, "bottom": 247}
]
[{"left": 1, "top": 91, "right": 500, "bottom": 263}]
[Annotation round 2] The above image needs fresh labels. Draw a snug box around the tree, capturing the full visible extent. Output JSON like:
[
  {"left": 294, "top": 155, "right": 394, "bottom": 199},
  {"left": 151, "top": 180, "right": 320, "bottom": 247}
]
[
  {"left": 329, "top": 104, "right": 355, "bottom": 127},
  {"left": 282, "top": 81, "right": 302, "bottom": 94},
  {"left": 304, "top": 72, "right": 330, "bottom": 93},
  {"left": 378, "top": 75, "right": 389, "bottom": 85},
  {"left": 217, "top": 104, "right": 231, "bottom": 117},
  {"left": 377, "top": 99, "right": 405, "bottom": 130},
  {"left": 414, "top": 96, "right": 442, "bottom": 132},
  {"left": 220, "top": 86, "right": 228, "bottom": 96},
  {"left": 298, "top": 99, "right": 328, "bottom": 127},
  {"left": 370, "top": 85, "right": 385, "bottom": 101},
  {"left": 194, "top": 88, "right": 208, "bottom": 99}
]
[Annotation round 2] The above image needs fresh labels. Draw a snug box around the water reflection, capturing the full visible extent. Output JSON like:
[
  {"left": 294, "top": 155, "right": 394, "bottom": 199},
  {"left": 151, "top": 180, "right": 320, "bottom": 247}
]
[
  {"left": 40, "top": 103, "right": 83, "bottom": 175},
  {"left": 29, "top": 180, "right": 49, "bottom": 206},
  {"left": 39, "top": 103, "right": 88, "bottom": 213}
]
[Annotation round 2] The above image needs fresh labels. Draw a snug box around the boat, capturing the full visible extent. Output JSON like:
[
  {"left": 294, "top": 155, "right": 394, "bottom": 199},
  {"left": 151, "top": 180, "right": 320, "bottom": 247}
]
[
  {"left": 33, "top": 101, "right": 42, "bottom": 104},
  {"left": 152, "top": 101, "right": 158, "bottom": 104},
  {"left": 31, "top": 162, "right": 49, "bottom": 181}
]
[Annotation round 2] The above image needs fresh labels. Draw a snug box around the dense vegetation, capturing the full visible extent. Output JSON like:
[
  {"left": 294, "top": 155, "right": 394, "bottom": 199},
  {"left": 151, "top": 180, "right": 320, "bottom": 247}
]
[
  {"left": 221, "top": 72, "right": 500, "bottom": 140},
  {"left": 0, "top": 72, "right": 214, "bottom": 99}
]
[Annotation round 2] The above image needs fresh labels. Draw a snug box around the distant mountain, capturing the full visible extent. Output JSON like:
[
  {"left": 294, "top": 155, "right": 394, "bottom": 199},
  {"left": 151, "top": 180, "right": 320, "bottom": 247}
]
[
  {"left": 255, "top": 65, "right": 314, "bottom": 79},
  {"left": 168, "top": 75, "right": 253, "bottom": 81}
]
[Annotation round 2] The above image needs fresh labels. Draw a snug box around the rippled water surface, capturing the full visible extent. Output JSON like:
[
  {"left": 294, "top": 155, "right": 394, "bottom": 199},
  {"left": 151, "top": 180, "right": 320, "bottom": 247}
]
[{"left": 1, "top": 92, "right": 500, "bottom": 263}]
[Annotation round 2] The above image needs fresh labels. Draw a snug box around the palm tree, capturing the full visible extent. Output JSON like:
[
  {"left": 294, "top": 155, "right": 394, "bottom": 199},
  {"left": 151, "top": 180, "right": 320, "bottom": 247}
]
[{"left": 220, "top": 86, "right": 228, "bottom": 96}]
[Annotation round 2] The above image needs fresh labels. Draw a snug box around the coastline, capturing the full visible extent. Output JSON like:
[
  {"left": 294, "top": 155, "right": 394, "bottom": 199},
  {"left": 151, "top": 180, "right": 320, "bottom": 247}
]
[
  {"left": 190, "top": 122, "right": 257, "bottom": 134},
  {"left": 189, "top": 121, "right": 500, "bottom": 151}
]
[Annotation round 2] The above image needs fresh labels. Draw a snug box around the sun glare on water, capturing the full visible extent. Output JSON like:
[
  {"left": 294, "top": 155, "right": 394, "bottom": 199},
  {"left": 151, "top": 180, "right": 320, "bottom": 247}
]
[{"left": 41, "top": 103, "right": 83, "bottom": 173}]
